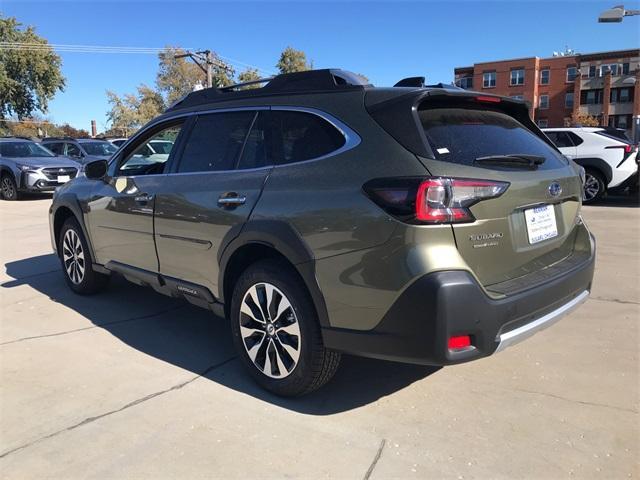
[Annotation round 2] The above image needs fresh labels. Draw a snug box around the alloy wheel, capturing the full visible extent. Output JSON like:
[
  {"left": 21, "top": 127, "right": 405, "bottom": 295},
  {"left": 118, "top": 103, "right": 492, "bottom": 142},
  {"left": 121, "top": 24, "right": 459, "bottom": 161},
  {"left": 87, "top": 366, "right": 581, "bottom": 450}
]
[
  {"left": 239, "top": 282, "right": 301, "bottom": 379},
  {"left": 1, "top": 177, "right": 15, "bottom": 199},
  {"left": 583, "top": 173, "right": 600, "bottom": 202},
  {"left": 62, "top": 229, "right": 85, "bottom": 284}
]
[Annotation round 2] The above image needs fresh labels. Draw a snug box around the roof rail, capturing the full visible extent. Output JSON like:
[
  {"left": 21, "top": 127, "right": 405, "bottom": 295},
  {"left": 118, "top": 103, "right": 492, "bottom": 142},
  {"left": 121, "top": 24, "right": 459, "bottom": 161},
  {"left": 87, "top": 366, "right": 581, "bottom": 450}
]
[
  {"left": 0, "top": 135, "right": 34, "bottom": 140},
  {"left": 168, "top": 69, "right": 370, "bottom": 111},
  {"left": 42, "top": 136, "right": 76, "bottom": 141},
  {"left": 219, "top": 77, "right": 275, "bottom": 92}
]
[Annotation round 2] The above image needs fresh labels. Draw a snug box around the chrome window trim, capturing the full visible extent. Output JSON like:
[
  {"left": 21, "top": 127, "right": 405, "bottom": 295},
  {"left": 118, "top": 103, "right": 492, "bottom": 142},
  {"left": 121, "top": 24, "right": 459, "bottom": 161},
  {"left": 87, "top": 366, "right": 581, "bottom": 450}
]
[{"left": 114, "top": 105, "right": 361, "bottom": 178}]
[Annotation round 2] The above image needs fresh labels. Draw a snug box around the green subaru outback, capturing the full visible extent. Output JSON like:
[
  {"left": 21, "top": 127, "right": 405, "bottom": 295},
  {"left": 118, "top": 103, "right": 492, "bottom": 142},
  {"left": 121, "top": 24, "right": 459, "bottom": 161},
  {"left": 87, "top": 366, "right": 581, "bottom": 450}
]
[{"left": 49, "top": 69, "right": 595, "bottom": 396}]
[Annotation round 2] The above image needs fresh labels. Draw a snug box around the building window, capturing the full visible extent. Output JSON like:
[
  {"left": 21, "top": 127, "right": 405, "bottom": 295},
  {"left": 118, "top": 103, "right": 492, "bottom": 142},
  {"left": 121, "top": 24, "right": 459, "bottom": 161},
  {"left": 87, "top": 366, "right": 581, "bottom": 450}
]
[
  {"left": 623, "top": 62, "right": 630, "bottom": 75},
  {"left": 581, "top": 89, "right": 604, "bottom": 105},
  {"left": 589, "top": 65, "right": 596, "bottom": 78},
  {"left": 458, "top": 76, "right": 473, "bottom": 89},
  {"left": 510, "top": 69, "right": 525, "bottom": 86},
  {"left": 510, "top": 95, "right": 524, "bottom": 100},
  {"left": 483, "top": 72, "right": 496, "bottom": 88},
  {"left": 540, "top": 69, "right": 550, "bottom": 85},
  {"left": 619, "top": 88, "right": 630, "bottom": 103},
  {"left": 566, "top": 66, "right": 578, "bottom": 82},
  {"left": 618, "top": 115, "right": 629, "bottom": 129},
  {"left": 599, "top": 64, "right": 620, "bottom": 76},
  {"left": 539, "top": 94, "right": 549, "bottom": 109},
  {"left": 565, "top": 92, "right": 574, "bottom": 109},
  {"left": 537, "top": 119, "right": 548, "bottom": 128}
]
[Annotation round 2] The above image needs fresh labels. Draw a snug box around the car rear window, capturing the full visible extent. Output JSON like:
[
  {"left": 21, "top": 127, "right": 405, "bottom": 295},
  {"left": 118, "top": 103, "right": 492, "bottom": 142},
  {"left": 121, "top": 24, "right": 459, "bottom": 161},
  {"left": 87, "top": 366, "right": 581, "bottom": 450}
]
[{"left": 419, "top": 108, "right": 567, "bottom": 170}]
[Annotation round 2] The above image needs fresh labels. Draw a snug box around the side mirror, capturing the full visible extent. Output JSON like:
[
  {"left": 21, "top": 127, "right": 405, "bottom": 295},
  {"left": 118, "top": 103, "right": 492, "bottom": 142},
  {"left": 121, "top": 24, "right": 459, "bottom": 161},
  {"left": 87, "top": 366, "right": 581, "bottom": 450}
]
[{"left": 84, "top": 159, "right": 108, "bottom": 180}]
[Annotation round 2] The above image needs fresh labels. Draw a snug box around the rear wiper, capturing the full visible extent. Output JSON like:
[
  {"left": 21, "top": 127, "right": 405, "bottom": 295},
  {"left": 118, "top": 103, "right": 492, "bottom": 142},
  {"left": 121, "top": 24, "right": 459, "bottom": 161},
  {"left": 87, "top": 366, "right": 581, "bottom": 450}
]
[{"left": 474, "top": 154, "right": 546, "bottom": 169}]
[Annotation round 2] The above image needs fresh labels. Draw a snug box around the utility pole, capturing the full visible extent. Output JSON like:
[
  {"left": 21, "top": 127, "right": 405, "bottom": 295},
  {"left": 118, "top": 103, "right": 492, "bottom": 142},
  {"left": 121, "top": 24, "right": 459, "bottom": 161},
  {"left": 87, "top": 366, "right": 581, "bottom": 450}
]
[{"left": 175, "top": 50, "right": 223, "bottom": 88}]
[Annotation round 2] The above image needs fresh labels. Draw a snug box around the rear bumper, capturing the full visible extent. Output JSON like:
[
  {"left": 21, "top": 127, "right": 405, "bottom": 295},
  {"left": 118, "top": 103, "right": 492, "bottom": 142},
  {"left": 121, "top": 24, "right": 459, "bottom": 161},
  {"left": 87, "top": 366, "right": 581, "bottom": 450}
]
[{"left": 322, "top": 234, "right": 595, "bottom": 366}]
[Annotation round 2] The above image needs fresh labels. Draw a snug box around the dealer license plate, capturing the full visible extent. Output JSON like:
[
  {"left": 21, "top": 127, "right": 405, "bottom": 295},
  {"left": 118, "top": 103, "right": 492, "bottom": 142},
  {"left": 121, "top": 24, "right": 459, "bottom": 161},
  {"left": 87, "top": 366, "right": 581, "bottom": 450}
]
[
  {"left": 57, "top": 175, "right": 70, "bottom": 183},
  {"left": 524, "top": 204, "right": 558, "bottom": 244}
]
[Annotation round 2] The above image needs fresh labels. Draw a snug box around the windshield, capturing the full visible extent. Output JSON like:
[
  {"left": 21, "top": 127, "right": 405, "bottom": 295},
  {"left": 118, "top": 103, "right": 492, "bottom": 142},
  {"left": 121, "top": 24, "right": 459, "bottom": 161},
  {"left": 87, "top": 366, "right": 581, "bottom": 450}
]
[
  {"left": 419, "top": 107, "right": 567, "bottom": 171},
  {"left": 80, "top": 141, "right": 118, "bottom": 156},
  {"left": 0, "top": 141, "right": 56, "bottom": 158}
]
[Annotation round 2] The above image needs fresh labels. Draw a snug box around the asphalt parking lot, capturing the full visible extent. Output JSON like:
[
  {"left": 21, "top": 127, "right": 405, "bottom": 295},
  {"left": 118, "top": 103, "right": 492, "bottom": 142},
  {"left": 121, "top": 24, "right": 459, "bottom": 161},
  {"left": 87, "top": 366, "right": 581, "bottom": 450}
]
[{"left": 0, "top": 195, "right": 638, "bottom": 479}]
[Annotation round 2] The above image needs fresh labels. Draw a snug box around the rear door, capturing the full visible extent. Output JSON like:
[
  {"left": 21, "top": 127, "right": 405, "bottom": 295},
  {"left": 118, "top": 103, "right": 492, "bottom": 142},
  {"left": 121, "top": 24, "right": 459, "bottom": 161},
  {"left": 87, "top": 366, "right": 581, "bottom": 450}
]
[
  {"left": 417, "top": 103, "right": 583, "bottom": 288},
  {"left": 154, "top": 109, "right": 273, "bottom": 295}
]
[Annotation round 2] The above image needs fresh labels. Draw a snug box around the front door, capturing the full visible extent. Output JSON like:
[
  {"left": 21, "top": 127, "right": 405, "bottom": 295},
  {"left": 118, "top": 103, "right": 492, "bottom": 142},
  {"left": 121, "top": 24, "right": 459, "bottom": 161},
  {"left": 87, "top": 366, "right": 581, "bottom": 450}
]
[
  {"left": 86, "top": 120, "right": 187, "bottom": 271},
  {"left": 154, "top": 110, "right": 273, "bottom": 296}
]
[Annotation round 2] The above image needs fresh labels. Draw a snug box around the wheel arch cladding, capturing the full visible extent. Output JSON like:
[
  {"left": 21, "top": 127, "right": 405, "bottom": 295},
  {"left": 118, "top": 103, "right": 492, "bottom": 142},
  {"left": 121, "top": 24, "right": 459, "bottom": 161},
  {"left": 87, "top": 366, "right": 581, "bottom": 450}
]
[
  {"left": 52, "top": 195, "right": 95, "bottom": 259},
  {"left": 573, "top": 158, "right": 613, "bottom": 185},
  {"left": 218, "top": 220, "right": 331, "bottom": 329}
]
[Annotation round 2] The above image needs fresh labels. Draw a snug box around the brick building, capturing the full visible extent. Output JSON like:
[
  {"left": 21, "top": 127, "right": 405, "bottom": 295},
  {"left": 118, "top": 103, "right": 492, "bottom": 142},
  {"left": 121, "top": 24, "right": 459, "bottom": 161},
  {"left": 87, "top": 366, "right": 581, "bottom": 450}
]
[{"left": 454, "top": 48, "right": 640, "bottom": 141}]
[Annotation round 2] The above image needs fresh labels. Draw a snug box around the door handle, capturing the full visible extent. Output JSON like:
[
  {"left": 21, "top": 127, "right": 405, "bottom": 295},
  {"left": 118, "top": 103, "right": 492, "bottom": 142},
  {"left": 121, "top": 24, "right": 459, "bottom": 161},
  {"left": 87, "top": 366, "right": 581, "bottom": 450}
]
[
  {"left": 218, "top": 194, "right": 246, "bottom": 207},
  {"left": 134, "top": 194, "right": 154, "bottom": 203}
]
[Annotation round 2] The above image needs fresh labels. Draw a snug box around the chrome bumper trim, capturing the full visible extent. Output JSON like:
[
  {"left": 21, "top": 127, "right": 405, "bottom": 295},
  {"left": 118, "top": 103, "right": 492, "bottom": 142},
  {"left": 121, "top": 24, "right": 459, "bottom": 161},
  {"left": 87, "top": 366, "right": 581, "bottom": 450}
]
[{"left": 495, "top": 290, "right": 590, "bottom": 353}]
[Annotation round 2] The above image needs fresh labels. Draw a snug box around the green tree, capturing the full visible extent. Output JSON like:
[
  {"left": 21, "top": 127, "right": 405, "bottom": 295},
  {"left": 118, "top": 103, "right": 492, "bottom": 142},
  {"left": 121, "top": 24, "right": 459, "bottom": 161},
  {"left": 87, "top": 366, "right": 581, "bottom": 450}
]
[
  {"left": 156, "top": 47, "right": 235, "bottom": 104},
  {"left": 237, "top": 68, "right": 262, "bottom": 88},
  {"left": 106, "top": 84, "right": 164, "bottom": 136},
  {"left": 59, "top": 123, "right": 90, "bottom": 138},
  {"left": 276, "top": 47, "right": 311, "bottom": 74},
  {"left": 0, "top": 16, "right": 65, "bottom": 119}
]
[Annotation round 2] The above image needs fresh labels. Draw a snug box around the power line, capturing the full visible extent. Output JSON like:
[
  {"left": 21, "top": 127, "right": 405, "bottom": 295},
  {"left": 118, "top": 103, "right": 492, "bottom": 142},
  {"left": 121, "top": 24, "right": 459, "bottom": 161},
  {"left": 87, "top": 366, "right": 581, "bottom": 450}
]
[{"left": 0, "top": 42, "right": 275, "bottom": 75}]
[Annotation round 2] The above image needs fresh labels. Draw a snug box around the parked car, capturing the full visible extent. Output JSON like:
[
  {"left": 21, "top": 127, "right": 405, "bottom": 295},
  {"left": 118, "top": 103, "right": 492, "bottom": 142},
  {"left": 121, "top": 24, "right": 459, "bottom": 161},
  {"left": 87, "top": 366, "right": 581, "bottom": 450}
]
[
  {"left": 41, "top": 137, "right": 118, "bottom": 163},
  {"left": 543, "top": 127, "right": 638, "bottom": 202},
  {"left": 49, "top": 69, "right": 595, "bottom": 396},
  {"left": 0, "top": 137, "right": 81, "bottom": 200}
]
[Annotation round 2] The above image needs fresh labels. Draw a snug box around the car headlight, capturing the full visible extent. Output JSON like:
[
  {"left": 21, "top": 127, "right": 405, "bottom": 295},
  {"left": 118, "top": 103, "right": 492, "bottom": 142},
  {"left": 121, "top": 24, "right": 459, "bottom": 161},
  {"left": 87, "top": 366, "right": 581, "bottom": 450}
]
[{"left": 16, "top": 163, "right": 37, "bottom": 173}]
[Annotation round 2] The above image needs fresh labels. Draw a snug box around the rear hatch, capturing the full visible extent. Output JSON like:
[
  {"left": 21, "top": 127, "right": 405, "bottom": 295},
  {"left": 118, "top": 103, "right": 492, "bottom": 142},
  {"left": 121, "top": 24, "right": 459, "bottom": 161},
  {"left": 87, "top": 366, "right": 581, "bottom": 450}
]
[{"left": 368, "top": 90, "right": 584, "bottom": 289}]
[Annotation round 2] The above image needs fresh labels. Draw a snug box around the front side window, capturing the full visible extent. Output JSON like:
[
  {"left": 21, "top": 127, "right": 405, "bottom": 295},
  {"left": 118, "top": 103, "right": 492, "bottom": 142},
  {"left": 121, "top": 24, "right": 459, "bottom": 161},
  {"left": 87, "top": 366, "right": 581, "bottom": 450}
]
[
  {"left": 545, "top": 131, "right": 572, "bottom": 148},
  {"left": 0, "top": 141, "right": 56, "bottom": 158},
  {"left": 118, "top": 123, "right": 183, "bottom": 176},
  {"left": 540, "top": 69, "right": 550, "bottom": 85},
  {"left": 510, "top": 69, "right": 525, "bottom": 86},
  {"left": 271, "top": 110, "right": 345, "bottom": 165},
  {"left": 565, "top": 92, "right": 574, "bottom": 108},
  {"left": 177, "top": 112, "right": 255, "bottom": 173},
  {"left": 539, "top": 95, "right": 549, "bottom": 109},
  {"left": 566, "top": 67, "right": 577, "bottom": 82},
  {"left": 483, "top": 72, "right": 496, "bottom": 88}
]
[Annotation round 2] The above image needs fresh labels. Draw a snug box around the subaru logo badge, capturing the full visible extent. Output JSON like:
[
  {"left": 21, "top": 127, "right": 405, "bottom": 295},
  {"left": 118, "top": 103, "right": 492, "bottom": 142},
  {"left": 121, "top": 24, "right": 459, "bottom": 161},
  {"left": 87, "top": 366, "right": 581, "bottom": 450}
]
[{"left": 549, "top": 182, "right": 562, "bottom": 197}]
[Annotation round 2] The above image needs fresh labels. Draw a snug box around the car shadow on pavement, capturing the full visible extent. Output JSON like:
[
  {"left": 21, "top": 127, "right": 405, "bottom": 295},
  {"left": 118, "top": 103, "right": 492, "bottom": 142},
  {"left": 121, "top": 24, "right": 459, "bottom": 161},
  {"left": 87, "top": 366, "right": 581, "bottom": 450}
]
[
  {"left": 3, "top": 254, "right": 439, "bottom": 415},
  {"left": 588, "top": 193, "right": 639, "bottom": 208}
]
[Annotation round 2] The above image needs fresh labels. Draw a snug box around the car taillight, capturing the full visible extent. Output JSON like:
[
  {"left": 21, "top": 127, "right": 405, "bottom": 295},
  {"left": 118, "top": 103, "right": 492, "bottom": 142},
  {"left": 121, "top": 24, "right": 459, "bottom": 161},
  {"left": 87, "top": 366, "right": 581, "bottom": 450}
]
[
  {"left": 416, "top": 178, "right": 509, "bottom": 223},
  {"left": 363, "top": 177, "right": 509, "bottom": 224}
]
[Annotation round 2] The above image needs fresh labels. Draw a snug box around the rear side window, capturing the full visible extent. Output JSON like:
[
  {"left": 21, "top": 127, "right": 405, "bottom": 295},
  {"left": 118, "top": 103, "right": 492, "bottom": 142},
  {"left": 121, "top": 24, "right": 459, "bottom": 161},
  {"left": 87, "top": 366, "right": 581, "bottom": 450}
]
[
  {"left": 272, "top": 111, "right": 345, "bottom": 164},
  {"left": 566, "top": 132, "right": 584, "bottom": 146},
  {"left": 178, "top": 112, "right": 255, "bottom": 173},
  {"left": 419, "top": 108, "right": 566, "bottom": 170}
]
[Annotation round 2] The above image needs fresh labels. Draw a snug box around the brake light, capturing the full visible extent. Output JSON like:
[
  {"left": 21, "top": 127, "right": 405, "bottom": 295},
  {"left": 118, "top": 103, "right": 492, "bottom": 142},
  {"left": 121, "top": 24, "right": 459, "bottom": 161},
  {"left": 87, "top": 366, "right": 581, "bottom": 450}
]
[
  {"left": 415, "top": 178, "right": 509, "bottom": 223},
  {"left": 606, "top": 144, "right": 632, "bottom": 154},
  {"left": 475, "top": 95, "right": 501, "bottom": 103},
  {"left": 448, "top": 335, "right": 472, "bottom": 350}
]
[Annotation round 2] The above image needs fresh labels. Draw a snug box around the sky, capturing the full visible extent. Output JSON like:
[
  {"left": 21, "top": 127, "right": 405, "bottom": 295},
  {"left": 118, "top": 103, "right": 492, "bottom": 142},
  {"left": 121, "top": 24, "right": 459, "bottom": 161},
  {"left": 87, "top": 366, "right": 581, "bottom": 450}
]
[{"left": 3, "top": 0, "right": 640, "bottom": 131}]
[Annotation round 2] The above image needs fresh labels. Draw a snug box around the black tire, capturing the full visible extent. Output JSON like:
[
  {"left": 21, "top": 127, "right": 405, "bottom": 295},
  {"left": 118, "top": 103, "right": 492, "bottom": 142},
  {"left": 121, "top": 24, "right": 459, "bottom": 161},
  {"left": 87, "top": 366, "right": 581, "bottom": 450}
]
[
  {"left": 583, "top": 168, "right": 606, "bottom": 204},
  {"left": 59, "top": 217, "right": 110, "bottom": 294},
  {"left": 1, "top": 174, "right": 20, "bottom": 201},
  {"left": 230, "top": 259, "right": 341, "bottom": 397}
]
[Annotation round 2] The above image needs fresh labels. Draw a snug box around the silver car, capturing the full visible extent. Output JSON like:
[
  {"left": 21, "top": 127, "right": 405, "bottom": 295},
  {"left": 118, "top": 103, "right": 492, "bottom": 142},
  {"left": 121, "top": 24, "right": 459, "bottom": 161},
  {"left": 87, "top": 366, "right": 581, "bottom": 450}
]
[{"left": 0, "top": 137, "right": 82, "bottom": 200}]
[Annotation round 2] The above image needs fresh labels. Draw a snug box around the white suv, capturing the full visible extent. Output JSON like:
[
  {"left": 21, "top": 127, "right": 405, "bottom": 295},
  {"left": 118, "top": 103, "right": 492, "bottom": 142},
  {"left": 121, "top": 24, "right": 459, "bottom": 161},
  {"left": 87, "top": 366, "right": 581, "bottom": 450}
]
[{"left": 543, "top": 127, "right": 638, "bottom": 203}]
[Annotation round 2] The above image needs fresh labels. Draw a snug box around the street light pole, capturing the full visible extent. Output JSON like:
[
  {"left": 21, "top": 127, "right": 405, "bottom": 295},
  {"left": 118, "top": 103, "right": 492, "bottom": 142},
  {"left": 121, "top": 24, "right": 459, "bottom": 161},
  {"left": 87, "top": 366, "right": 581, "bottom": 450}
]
[{"left": 598, "top": 5, "right": 640, "bottom": 22}]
